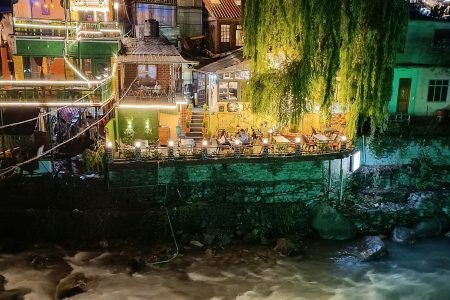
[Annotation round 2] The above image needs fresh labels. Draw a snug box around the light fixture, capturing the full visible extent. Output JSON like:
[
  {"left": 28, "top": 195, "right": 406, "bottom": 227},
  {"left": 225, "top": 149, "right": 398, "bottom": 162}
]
[
  {"left": 135, "top": 141, "right": 141, "bottom": 148},
  {"left": 263, "top": 138, "right": 268, "bottom": 144},
  {"left": 235, "top": 140, "right": 241, "bottom": 145},
  {"left": 119, "top": 104, "right": 178, "bottom": 109},
  {"left": 107, "top": 141, "right": 113, "bottom": 148},
  {"left": 202, "top": 140, "right": 208, "bottom": 147},
  {"left": 341, "top": 136, "right": 347, "bottom": 142},
  {"left": 0, "top": 102, "right": 96, "bottom": 107},
  {"left": 114, "top": 2, "right": 119, "bottom": 10},
  {"left": 168, "top": 140, "right": 174, "bottom": 147},
  {"left": 295, "top": 137, "right": 301, "bottom": 143}
]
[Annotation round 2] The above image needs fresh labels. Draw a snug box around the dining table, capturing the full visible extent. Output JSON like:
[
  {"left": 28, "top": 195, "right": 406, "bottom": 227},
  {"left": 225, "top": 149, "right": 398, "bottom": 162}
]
[{"left": 273, "top": 135, "right": 291, "bottom": 144}]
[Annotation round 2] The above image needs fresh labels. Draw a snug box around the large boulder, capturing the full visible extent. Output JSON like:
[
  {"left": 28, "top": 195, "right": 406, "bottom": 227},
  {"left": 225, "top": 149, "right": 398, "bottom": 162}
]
[
  {"left": 311, "top": 202, "right": 357, "bottom": 240},
  {"left": 392, "top": 226, "right": 416, "bottom": 244},
  {"left": 412, "top": 215, "right": 449, "bottom": 238},
  {"left": 354, "top": 236, "right": 388, "bottom": 261},
  {"left": 0, "top": 274, "right": 31, "bottom": 300},
  {"left": 55, "top": 272, "right": 88, "bottom": 300}
]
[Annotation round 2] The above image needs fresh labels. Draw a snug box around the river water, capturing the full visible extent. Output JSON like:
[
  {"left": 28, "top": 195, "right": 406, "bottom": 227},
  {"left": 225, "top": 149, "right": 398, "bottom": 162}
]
[{"left": 1, "top": 238, "right": 449, "bottom": 300}]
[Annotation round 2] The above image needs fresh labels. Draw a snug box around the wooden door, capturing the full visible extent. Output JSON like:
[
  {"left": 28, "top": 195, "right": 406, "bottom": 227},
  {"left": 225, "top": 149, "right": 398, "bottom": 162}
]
[{"left": 396, "top": 78, "right": 412, "bottom": 113}]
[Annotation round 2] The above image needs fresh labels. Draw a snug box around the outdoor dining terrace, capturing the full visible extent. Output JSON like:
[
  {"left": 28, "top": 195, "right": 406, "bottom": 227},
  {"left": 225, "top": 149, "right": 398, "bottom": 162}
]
[{"left": 109, "top": 130, "right": 351, "bottom": 163}]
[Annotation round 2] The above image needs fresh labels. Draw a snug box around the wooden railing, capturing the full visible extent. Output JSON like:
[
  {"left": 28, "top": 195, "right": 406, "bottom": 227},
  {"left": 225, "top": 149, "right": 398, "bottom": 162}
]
[{"left": 13, "top": 18, "right": 122, "bottom": 38}]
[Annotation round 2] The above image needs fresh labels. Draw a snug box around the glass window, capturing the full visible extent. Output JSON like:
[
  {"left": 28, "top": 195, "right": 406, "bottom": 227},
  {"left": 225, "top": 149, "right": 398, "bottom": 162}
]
[
  {"left": 136, "top": 4, "right": 176, "bottom": 27},
  {"left": 221, "top": 24, "right": 230, "bottom": 43},
  {"left": 236, "top": 25, "right": 244, "bottom": 46},
  {"left": 427, "top": 79, "right": 449, "bottom": 102},
  {"left": 218, "top": 81, "right": 240, "bottom": 101},
  {"left": 137, "top": 65, "right": 157, "bottom": 86}
]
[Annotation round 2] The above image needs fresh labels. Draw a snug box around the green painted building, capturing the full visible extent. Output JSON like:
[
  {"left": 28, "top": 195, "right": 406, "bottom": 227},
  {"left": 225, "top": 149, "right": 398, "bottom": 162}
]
[{"left": 389, "top": 19, "right": 450, "bottom": 116}]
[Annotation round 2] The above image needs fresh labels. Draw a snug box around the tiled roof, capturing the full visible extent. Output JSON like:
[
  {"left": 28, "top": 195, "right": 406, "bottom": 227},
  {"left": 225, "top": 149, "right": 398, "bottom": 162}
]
[{"left": 203, "top": 0, "right": 241, "bottom": 19}]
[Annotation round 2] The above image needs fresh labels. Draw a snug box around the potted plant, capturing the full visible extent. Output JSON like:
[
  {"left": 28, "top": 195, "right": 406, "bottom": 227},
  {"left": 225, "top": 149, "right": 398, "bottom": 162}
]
[
  {"left": 185, "top": 121, "right": 191, "bottom": 133},
  {"left": 202, "top": 120, "right": 208, "bottom": 137},
  {"left": 186, "top": 104, "right": 193, "bottom": 122},
  {"left": 202, "top": 104, "right": 209, "bottom": 116}
]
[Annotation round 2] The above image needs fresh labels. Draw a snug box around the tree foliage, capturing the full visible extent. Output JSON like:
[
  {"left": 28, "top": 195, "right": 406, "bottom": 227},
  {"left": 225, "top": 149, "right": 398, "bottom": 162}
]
[{"left": 243, "top": 0, "right": 408, "bottom": 138}]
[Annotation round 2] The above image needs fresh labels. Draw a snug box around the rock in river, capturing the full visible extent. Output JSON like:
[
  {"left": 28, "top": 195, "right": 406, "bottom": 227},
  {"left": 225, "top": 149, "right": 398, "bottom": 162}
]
[
  {"left": 392, "top": 226, "right": 416, "bottom": 244},
  {"left": 55, "top": 272, "right": 88, "bottom": 300},
  {"left": 311, "top": 202, "right": 357, "bottom": 240},
  {"left": 354, "top": 236, "right": 388, "bottom": 261},
  {"left": 412, "top": 215, "right": 449, "bottom": 239}
]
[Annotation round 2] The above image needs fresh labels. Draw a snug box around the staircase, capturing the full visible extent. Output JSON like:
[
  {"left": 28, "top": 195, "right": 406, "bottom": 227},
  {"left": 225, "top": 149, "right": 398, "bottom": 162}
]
[{"left": 186, "top": 111, "right": 204, "bottom": 147}]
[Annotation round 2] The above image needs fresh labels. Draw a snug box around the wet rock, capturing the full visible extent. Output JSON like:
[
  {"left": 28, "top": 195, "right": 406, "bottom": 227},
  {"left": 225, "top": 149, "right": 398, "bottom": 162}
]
[
  {"left": 407, "top": 191, "right": 436, "bottom": 209},
  {"left": 127, "top": 256, "right": 146, "bottom": 275},
  {"left": 412, "top": 215, "right": 449, "bottom": 238},
  {"left": 243, "top": 229, "right": 259, "bottom": 243},
  {"left": 352, "top": 236, "right": 388, "bottom": 261},
  {"left": 202, "top": 233, "right": 216, "bottom": 247},
  {"left": 311, "top": 202, "right": 357, "bottom": 240},
  {"left": 29, "top": 255, "right": 48, "bottom": 269},
  {"left": 273, "top": 238, "right": 302, "bottom": 257},
  {"left": 55, "top": 272, "right": 88, "bottom": 300},
  {"left": 217, "top": 233, "right": 232, "bottom": 247},
  {"left": 190, "top": 240, "right": 204, "bottom": 248},
  {"left": 392, "top": 226, "right": 416, "bottom": 244}
]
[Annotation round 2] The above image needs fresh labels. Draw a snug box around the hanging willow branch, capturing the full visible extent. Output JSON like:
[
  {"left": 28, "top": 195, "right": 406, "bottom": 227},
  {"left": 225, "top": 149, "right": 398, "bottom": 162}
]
[{"left": 243, "top": 0, "right": 408, "bottom": 138}]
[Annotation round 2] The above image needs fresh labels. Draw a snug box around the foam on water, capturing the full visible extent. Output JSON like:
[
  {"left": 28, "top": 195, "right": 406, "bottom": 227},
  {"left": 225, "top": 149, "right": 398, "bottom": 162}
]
[{"left": 0, "top": 239, "right": 449, "bottom": 299}]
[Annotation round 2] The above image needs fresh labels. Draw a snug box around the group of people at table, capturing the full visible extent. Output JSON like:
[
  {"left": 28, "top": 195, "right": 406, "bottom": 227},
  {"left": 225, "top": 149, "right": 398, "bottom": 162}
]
[{"left": 204, "top": 127, "right": 345, "bottom": 154}]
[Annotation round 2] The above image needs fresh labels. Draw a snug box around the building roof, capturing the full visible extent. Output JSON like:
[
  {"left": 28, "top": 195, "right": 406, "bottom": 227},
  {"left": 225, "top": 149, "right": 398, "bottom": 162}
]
[
  {"left": 117, "top": 37, "right": 198, "bottom": 64},
  {"left": 203, "top": 0, "right": 241, "bottom": 19},
  {"left": 199, "top": 48, "right": 245, "bottom": 72}
]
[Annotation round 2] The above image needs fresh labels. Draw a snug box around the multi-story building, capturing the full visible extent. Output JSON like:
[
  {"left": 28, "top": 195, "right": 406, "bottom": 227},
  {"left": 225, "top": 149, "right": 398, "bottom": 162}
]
[{"left": 389, "top": 2, "right": 450, "bottom": 117}]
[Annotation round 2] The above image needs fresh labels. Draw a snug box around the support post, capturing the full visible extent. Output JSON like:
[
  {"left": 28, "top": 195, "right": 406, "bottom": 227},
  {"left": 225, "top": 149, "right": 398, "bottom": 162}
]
[
  {"left": 295, "top": 137, "right": 301, "bottom": 156},
  {"left": 168, "top": 140, "right": 174, "bottom": 161},
  {"left": 234, "top": 140, "right": 241, "bottom": 158},
  {"left": 135, "top": 142, "right": 142, "bottom": 161},
  {"left": 262, "top": 138, "right": 269, "bottom": 159},
  {"left": 339, "top": 158, "right": 344, "bottom": 203},
  {"left": 106, "top": 141, "right": 113, "bottom": 163},
  {"left": 328, "top": 160, "right": 332, "bottom": 199}
]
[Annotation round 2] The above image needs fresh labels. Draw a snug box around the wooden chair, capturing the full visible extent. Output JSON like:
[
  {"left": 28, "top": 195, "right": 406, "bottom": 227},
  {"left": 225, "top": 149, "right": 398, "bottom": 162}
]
[{"left": 301, "top": 134, "right": 317, "bottom": 151}]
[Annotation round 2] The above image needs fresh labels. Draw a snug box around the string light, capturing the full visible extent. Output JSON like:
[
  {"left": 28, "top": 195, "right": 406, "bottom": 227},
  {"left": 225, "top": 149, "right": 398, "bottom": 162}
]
[{"left": 119, "top": 104, "right": 178, "bottom": 109}]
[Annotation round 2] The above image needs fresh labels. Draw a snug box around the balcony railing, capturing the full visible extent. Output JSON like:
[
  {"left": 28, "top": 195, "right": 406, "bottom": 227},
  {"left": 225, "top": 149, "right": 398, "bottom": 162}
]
[
  {"left": 0, "top": 81, "right": 112, "bottom": 106},
  {"left": 13, "top": 18, "right": 122, "bottom": 39},
  {"left": 136, "top": 0, "right": 176, "bottom": 5}
]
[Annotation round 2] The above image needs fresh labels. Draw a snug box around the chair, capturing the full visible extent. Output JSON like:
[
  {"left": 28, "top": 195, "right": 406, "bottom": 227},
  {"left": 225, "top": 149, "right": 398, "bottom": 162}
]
[
  {"left": 311, "top": 127, "right": 318, "bottom": 135},
  {"left": 301, "top": 134, "right": 317, "bottom": 151},
  {"left": 329, "top": 133, "right": 339, "bottom": 151}
]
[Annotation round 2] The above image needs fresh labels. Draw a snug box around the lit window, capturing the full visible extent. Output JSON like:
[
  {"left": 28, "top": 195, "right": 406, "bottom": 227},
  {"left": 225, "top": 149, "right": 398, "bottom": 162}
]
[
  {"left": 220, "top": 24, "right": 230, "bottom": 43},
  {"left": 236, "top": 25, "right": 244, "bottom": 46},
  {"left": 137, "top": 65, "right": 157, "bottom": 86},
  {"left": 427, "top": 80, "right": 449, "bottom": 102}
]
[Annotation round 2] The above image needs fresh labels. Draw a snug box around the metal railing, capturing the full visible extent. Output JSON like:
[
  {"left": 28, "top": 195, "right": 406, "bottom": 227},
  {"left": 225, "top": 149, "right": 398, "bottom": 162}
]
[
  {"left": 0, "top": 81, "right": 112, "bottom": 106},
  {"left": 113, "top": 142, "right": 351, "bottom": 162},
  {"left": 13, "top": 18, "right": 122, "bottom": 38}
]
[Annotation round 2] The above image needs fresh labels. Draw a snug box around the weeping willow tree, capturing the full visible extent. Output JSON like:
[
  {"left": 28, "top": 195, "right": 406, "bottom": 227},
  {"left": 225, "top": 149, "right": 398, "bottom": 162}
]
[{"left": 243, "top": 0, "right": 408, "bottom": 138}]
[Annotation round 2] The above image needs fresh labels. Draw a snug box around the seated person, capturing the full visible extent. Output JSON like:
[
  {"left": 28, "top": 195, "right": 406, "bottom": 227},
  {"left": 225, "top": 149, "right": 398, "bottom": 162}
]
[
  {"left": 153, "top": 81, "right": 162, "bottom": 95},
  {"left": 239, "top": 129, "right": 250, "bottom": 145},
  {"left": 218, "top": 130, "right": 231, "bottom": 146}
]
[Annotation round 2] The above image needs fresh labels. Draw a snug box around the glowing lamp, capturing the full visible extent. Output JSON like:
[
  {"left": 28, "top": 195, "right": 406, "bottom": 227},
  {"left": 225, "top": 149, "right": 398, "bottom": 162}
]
[
  {"left": 135, "top": 142, "right": 141, "bottom": 148},
  {"left": 295, "top": 137, "right": 301, "bottom": 143},
  {"left": 168, "top": 140, "right": 174, "bottom": 147},
  {"left": 235, "top": 140, "right": 241, "bottom": 145},
  {"left": 341, "top": 136, "right": 347, "bottom": 142},
  {"left": 114, "top": 2, "right": 119, "bottom": 10},
  {"left": 202, "top": 140, "right": 208, "bottom": 147},
  {"left": 107, "top": 141, "right": 113, "bottom": 148},
  {"left": 263, "top": 138, "right": 268, "bottom": 144}
]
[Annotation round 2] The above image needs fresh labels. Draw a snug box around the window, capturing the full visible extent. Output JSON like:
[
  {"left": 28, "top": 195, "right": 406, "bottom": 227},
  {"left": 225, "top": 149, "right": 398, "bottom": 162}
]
[
  {"left": 137, "top": 65, "right": 157, "bottom": 86},
  {"left": 219, "top": 81, "right": 239, "bottom": 101},
  {"left": 427, "top": 80, "right": 449, "bottom": 102},
  {"left": 136, "top": 4, "right": 176, "bottom": 27},
  {"left": 236, "top": 25, "right": 244, "bottom": 46},
  {"left": 434, "top": 29, "right": 450, "bottom": 49},
  {"left": 220, "top": 24, "right": 230, "bottom": 43}
]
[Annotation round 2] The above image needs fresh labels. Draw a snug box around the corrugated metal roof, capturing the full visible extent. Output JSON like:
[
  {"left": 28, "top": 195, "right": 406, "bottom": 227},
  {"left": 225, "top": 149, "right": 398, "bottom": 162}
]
[
  {"left": 118, "top": 37, "right": 198, "bottom": 64},
  {"left": 199, "top": 48, "right": 244, "bottom": 72},
  {"left": 204, "top": 0, "right": 241, "bottom": 19}
]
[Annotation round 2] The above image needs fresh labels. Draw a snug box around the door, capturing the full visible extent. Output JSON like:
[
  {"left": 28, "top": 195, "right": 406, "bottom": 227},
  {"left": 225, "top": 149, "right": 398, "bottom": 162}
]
[{"left": 396, "top": 78, "right": 412, "bottom": 113}]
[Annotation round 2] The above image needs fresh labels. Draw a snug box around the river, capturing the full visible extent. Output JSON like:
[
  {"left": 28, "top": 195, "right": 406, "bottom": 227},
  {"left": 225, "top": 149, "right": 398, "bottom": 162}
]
[{"left": 1, "top": 238, "right": 449, "bottom": 300}]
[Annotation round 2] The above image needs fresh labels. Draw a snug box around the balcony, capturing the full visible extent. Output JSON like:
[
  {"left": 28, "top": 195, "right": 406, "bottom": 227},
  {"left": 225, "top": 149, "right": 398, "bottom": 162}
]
[
  {"left": 0, "top": 81, "right": 113, "bottom": 107},
  {"left": 13, "top": 18, "right": 122, "bottom": 39},
  {"left": 136, "top": 0, "right": 177, "bottom": 5}
]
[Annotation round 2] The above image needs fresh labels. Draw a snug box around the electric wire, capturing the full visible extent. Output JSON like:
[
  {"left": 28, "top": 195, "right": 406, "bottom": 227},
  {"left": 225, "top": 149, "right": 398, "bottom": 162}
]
[{"left": 0, "top": 77, "right": 138, "bottom": 179}]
